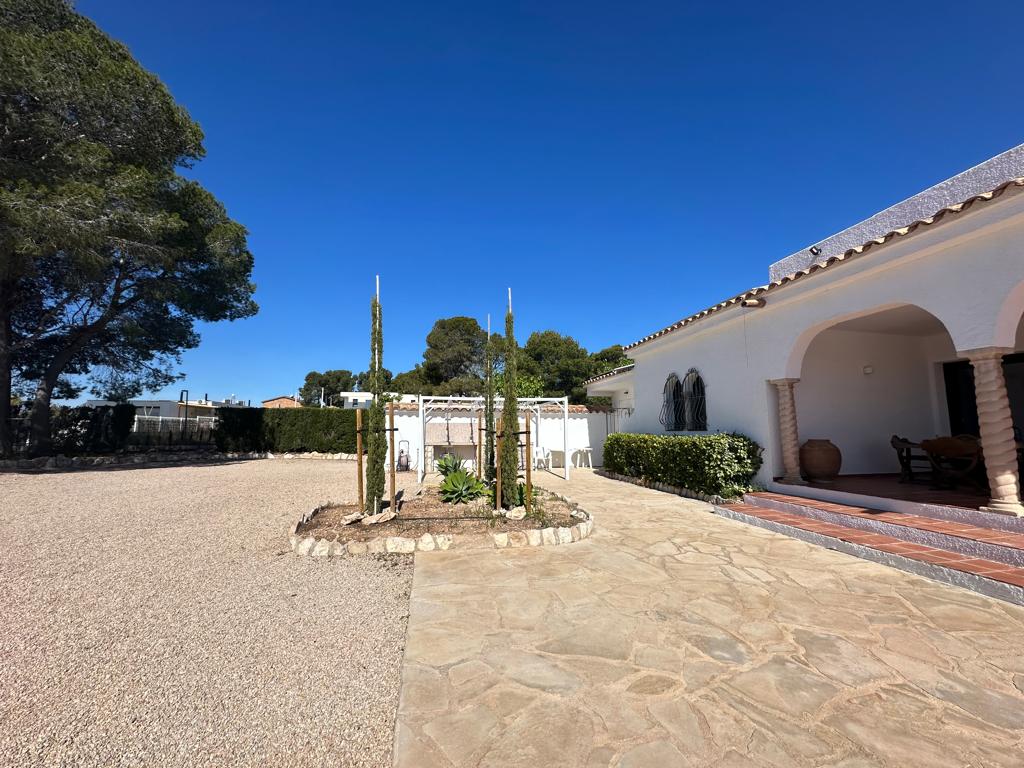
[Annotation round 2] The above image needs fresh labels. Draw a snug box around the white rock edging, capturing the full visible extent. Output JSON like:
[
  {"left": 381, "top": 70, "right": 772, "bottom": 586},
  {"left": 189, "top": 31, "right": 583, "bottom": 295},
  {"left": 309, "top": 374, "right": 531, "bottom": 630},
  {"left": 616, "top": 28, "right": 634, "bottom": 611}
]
[{"left": 290, "top": 498, "right": 594, "bottom": 557}]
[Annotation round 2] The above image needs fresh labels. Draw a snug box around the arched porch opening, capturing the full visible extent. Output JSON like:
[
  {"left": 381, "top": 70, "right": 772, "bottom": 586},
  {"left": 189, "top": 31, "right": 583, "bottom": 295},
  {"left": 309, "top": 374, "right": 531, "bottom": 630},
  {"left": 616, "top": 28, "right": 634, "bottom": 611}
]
[{"left": 792, "top": 304, "right": 960, "bottom": 477}]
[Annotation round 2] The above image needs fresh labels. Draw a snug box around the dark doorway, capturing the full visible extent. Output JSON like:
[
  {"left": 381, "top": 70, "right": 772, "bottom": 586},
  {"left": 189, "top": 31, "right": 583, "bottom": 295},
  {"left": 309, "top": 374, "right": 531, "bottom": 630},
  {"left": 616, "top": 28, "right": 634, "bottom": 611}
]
[{"left": 943, "top": 353, "right": 1024, "bottom": 438}]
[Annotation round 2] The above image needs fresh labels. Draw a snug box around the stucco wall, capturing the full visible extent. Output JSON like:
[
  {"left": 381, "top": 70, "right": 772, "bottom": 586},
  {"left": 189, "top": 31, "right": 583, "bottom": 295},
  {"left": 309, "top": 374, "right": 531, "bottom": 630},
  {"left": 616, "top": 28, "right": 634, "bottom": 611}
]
[{"left": 796, "top": 328, "right": 957, "bottom": 474}]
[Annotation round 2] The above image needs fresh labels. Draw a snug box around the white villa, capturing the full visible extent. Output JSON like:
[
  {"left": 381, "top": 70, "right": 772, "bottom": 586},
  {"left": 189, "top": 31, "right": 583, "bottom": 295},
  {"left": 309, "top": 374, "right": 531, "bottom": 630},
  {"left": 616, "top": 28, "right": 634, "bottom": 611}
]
[{"left": 587, "top": 143, "right": 1024, "bottom": 520}]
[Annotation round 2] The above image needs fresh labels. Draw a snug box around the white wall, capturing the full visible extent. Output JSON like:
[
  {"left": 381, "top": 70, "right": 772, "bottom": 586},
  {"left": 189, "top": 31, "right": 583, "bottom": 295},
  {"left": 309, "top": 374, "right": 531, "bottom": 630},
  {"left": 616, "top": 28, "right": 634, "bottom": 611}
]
[
  {"left": 395, "top": 409, "right": 605, "bottom": 473},
  {"left": 392, "top": 410, "right": 424, "bottom": 473},
  {"left": 796, "top": 328, "right": 956, "bottom": 474}
]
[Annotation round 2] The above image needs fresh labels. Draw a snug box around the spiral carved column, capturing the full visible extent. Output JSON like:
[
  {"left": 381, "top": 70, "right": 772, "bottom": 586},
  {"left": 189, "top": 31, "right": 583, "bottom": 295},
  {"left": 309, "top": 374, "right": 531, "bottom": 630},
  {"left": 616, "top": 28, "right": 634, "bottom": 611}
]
[
  {"left": 966, "top": 348, "right": 1024, "bottom": 516},
  {"left": 770, "top": 378, "right": 806, "bottom": 485}
]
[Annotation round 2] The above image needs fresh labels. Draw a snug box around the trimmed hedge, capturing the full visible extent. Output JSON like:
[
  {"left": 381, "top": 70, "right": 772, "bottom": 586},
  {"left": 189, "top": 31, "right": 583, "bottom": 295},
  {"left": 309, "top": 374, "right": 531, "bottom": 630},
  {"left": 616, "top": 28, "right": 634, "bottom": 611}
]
[
  {"left": 214, "top": 407, "right": 359, "bottom": 453},
  {"left": 603, "top": 432, "right": 763, "bottom": 498}
]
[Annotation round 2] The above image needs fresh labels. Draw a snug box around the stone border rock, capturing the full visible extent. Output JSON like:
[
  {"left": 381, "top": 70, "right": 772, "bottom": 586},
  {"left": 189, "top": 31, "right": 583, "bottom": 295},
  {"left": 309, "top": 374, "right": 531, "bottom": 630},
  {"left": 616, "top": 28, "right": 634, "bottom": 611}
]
[
  {"left": 596, "top": 468, "right": 732, "bottom": 505},
  {"left": 0, "top": 450, "right": 358, "bottom": 471},
  {"left": 289, "top": 497, "right": 594, "bottom": 557}
]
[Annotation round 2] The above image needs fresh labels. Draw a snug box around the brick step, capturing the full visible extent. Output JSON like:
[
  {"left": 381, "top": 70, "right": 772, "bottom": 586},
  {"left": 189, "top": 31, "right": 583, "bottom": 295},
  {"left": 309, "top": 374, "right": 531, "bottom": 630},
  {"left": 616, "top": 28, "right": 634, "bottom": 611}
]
[
  {"left": 722, "top": 503, "right": 1024, "bottom": 605},
  {"left": 744, "top": 491, "right": 1024, "bottom": 568}
]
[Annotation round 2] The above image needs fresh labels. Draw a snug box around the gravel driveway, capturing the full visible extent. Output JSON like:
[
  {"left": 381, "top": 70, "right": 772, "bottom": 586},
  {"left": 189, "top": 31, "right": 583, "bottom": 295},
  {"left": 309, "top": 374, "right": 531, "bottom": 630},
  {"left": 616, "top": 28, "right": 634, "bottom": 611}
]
[{"left": 0, "top": 459, "right": 418, "bottom": 768}]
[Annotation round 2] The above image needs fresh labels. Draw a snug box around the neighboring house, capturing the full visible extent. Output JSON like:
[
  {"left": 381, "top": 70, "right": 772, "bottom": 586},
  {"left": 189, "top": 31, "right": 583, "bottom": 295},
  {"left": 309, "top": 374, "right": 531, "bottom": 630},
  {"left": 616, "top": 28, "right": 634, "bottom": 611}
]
[
  {"left": 262, "top": 395, "right": 302, "bottom": 409},
  {"left": 586, "top": 142, "right": 1024, "bottom": 519},
  {"left": 336, "top": 392, "right": 419, "bottom": 409},
  {"left": 86, "top": 396, "right": 250, "bottom": 418}
]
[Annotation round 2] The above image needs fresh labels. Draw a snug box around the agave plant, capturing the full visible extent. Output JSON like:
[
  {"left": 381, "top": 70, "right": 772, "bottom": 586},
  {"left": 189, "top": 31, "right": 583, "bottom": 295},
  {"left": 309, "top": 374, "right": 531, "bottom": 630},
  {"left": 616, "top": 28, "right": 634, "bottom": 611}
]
[
  {"left": 440, "top": 469, "right": 487, "bottom": 504},
  {"left": 435, "top": 453, "right": 466, "bottom": 478}
]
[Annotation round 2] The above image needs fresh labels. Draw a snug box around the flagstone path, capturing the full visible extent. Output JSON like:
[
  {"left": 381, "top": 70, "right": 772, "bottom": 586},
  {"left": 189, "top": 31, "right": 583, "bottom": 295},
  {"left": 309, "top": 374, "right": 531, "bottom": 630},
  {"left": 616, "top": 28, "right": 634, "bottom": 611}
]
[{"left": 394, "top": 470, "right": 1024, "bottom": 767}]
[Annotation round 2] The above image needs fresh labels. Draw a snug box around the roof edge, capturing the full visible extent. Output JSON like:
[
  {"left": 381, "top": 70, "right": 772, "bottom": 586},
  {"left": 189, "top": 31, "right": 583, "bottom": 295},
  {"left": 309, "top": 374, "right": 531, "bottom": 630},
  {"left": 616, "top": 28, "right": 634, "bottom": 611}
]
[
  {"left": 582, "top": 363, "right": 636, "bottom": 387},
  {"left": 625, "top": 176, "right": 1024, "bottom": 353}
]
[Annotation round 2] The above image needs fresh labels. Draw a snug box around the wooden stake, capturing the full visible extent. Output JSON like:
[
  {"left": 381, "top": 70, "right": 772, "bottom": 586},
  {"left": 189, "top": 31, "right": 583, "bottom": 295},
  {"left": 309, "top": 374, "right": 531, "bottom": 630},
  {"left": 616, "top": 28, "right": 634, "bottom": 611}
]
[
  {"left": 388, "top": 401, "right": 397, "bottom": 510},
  {"left": 495, "top": 417, "right": 503, "bottom": 510},
  {"left": 476, "top": 411, "right": 482, "bottom": 478},
  {"left": 356, "top": 408, "right": 364, "bottom": 510},
  {"left": 525, "top": 414, "right": 532, "bottom": 516}
]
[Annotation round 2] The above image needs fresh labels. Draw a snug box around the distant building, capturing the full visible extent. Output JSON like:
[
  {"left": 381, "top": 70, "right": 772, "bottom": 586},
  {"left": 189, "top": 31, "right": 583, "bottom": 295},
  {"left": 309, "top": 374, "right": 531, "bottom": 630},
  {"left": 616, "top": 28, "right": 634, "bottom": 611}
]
[
  {"left": 262, "top": 395, "right": 302, "bottom": 409},
  {"left": 86, "top": 395, "right": 250, "bottom": 418},
  {"left": 335, "top": 392, "right": 419, "bottom": 409}
]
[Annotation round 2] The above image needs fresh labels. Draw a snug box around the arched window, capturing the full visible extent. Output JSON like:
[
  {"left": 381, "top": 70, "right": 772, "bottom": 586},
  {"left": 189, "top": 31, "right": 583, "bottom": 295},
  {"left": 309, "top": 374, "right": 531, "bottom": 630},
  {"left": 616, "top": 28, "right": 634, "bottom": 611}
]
[
  {"left": 660, "top": 374, "right": 686, "bottom": 431},
  {"left": 660, "top": 369, "right": 707, "bottom": 431},
  {"left": 681, "top": 368, "right": 707, "bottom": 431}
]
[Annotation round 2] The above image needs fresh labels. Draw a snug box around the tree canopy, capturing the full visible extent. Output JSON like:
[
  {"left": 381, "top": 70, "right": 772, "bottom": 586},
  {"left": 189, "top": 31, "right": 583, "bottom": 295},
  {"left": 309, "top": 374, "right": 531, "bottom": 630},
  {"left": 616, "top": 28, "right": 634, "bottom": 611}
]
[
  {"left": 422, "top": 316, "right": 486, "bottom": 385},
  {"left": 0, "top": 0, "right": 256, "bottom": 455},
  {"left": 298, "top": 322, "right": 631, "bottom": 405},
  {"left": 299, "top": 369, "right": 355, "bottom": 406},
  {"left": 522, "top": 330, "right": 592, "bottom": 399}
]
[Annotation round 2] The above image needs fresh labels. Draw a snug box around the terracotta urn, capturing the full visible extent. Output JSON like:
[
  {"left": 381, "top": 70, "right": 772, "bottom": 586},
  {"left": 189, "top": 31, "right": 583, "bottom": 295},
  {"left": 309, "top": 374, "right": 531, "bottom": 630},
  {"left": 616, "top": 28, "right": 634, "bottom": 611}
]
[{"left": 800, "top": 439, "right": 842, "bottom": 483}]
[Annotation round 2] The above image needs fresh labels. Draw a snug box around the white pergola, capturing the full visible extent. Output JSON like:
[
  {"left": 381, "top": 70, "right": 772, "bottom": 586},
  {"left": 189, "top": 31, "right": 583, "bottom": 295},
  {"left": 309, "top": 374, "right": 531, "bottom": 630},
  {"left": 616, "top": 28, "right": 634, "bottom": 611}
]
[{"left": 417, "top": 395, "right": 571, "bottom": 482}]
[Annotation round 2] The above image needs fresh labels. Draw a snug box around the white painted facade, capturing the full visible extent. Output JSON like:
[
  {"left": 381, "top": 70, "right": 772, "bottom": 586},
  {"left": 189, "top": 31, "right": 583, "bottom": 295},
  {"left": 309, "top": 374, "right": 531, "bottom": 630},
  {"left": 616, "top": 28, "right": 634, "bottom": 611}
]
[
  {"left": 588, "top": 147, "right": 1024, "bottom": 499},
  {"left": 336, "top": 392, "right": 418, "bottom": 409}
]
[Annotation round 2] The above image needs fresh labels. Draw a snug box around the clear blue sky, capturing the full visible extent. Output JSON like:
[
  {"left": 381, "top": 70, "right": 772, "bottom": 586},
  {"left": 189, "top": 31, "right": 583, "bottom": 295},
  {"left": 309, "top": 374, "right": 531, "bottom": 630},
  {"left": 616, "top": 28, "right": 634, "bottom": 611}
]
[{"left": 78, "top": 0, "right": 1024, "bottom": 403}]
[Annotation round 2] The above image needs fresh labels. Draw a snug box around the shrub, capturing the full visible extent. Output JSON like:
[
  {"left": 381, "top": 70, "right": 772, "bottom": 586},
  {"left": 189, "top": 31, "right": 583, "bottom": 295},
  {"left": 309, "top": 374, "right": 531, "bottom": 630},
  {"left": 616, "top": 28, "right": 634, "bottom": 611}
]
[
  {"left": 435, "top": 453, "right": 466, "bottom": 477},
  {"left": 214, "top": 407, "right": 358, "bottom": 453},
  {"left": 49, "top": 404, "right": 136, "bottom": 454},
  {"left": 603, "top": 432, "right": 763, "bottom": 498},
  {"left": 439, "top": 469, "right": 486, "bottom": 504}
]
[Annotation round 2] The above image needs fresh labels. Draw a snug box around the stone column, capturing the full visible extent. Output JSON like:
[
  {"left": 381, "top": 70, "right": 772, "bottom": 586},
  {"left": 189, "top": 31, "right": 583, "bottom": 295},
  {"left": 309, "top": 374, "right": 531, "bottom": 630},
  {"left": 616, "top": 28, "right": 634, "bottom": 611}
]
[
  {"left": 770, "top": 378, "right": 806, "bottom": 485},
  {"left": 964, "top": 347, "right": 1024, "bottom": 516}
]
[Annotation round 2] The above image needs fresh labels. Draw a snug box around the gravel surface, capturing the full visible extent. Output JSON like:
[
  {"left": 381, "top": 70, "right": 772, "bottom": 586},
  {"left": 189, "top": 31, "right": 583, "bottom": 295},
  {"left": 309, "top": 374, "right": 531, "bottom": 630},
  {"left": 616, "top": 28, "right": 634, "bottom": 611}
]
[{"left": 0, "top": 459, "right": 419, "bottom": 768}]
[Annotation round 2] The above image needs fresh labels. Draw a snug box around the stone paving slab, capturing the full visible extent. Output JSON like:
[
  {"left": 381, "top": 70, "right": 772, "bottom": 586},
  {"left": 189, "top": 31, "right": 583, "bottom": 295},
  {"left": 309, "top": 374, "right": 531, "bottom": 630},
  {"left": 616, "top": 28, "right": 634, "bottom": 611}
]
[{"left": 394, "top": 471, "right": 1024, "bottom": 767}]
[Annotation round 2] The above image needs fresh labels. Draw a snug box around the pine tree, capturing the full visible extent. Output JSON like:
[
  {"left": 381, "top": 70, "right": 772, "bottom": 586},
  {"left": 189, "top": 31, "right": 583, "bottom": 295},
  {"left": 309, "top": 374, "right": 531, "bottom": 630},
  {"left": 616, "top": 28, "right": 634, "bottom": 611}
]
[
  {"left": 499, "top": 293, "right": 519, "bottom": 509},
  {"left": 365, "top": 291, "right": 386, "bottom": 512}
]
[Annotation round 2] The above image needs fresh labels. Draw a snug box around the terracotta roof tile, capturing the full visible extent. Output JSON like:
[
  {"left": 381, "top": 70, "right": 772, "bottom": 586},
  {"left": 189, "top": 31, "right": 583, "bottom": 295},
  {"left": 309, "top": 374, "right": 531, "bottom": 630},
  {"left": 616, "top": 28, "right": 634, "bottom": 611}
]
[{"left": 582, "top": 364, "right": 635, "bottom": 387}]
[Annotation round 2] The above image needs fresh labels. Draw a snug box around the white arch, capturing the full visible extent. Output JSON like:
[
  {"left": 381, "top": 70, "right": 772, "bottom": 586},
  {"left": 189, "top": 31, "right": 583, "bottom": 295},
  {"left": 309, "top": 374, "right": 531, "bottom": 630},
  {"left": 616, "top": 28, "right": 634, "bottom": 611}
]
[
  {"left": 782, "top": 302, "right": 957, "bottom": 379},
  {"left": 991, "top": 279, "right": 1024, "bottom": 350}
]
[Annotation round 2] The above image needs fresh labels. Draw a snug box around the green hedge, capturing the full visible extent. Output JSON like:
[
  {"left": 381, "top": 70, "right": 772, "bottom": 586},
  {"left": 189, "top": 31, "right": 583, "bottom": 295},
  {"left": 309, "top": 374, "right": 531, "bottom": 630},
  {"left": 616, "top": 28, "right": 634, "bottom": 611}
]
[
  {"left": 603, "top": 432, "right": 763, "bottom": 498},
  {"left": 214, "top": 407, "right": 359, "bottom": 453}
]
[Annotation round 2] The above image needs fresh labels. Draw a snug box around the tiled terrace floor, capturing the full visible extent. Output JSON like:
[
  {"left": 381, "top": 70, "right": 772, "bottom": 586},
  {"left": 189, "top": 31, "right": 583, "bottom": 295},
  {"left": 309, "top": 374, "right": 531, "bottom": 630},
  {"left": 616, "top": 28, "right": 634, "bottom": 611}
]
[
  {"left": 394, "top": 471, "right": 1024, "bottom": 767},
  {"left": 776, "top": 474, "right": 990, "bottom": 510}
]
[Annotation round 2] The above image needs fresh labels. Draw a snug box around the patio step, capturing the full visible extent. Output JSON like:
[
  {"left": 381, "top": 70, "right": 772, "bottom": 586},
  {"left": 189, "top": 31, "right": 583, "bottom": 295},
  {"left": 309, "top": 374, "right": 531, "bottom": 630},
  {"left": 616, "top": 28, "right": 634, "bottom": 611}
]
[
  {"left": 743, "top": 491, "right": 1024, "bottom": 568},
  {"left": 718, "top": 501, "right": 1024, "bottom": 606}
]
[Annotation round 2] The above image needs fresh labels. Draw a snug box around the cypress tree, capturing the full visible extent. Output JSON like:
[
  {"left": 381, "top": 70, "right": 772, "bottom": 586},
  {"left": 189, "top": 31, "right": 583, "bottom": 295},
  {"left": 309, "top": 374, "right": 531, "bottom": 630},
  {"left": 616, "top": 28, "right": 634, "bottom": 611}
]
[
  {"left": 499, "top": 292, "right": 519, "bottom": 509},
  {"left": 483, "top": 316, "right": 496, "bottom": 483},
  {"left": 365, "top": 291, "right": 386, "bottom": 512}
]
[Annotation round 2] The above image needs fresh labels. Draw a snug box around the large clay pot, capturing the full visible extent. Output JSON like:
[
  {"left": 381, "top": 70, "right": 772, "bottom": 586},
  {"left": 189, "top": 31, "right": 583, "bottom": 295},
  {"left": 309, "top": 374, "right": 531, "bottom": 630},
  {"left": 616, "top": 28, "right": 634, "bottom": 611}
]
[{"left": 800, "top": 439, "right": 842, "bottom": 483}]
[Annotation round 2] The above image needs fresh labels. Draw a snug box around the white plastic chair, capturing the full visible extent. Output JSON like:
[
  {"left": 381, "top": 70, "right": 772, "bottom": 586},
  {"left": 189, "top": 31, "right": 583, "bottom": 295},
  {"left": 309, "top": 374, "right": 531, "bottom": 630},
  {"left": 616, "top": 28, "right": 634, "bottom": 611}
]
[
  {"left": 574, "top": 447, "right": 593, "bottom": 468},
  {"left": 534, "top": 447, "right": 553, "bottom": 471}
]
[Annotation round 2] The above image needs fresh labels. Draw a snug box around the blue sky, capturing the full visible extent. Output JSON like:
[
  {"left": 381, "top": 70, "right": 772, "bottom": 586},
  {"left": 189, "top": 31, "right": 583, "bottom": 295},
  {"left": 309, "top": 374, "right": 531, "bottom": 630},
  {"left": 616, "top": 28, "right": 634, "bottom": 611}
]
[{"left": 78, "top": 0, "right": 1024, "bottom": 403}]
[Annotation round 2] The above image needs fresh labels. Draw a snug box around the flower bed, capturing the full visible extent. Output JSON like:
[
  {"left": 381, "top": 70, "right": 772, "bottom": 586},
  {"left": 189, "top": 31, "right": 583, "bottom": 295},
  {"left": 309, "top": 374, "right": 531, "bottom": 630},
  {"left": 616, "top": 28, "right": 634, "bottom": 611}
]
[{"left": 289, "top": 485, "right": 594, "bottom": 556}]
